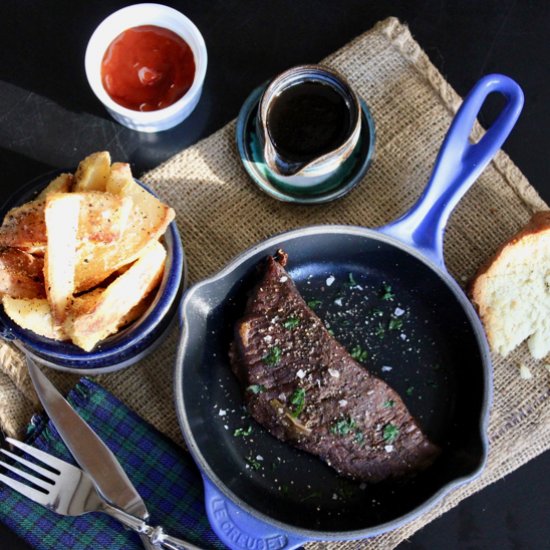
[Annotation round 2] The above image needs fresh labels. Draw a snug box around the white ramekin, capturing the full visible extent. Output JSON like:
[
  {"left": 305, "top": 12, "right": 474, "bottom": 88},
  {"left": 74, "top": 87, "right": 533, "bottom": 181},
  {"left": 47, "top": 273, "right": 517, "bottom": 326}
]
[{"left": 85, "top": 3, "right": 207, "bottom": 132}]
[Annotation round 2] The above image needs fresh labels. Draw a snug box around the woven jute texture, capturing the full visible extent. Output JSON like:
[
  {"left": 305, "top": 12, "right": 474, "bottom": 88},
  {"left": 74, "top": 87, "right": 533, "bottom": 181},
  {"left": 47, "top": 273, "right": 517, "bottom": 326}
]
[{"left": 1, "top": 17, "right": 549, "bottom": 549}]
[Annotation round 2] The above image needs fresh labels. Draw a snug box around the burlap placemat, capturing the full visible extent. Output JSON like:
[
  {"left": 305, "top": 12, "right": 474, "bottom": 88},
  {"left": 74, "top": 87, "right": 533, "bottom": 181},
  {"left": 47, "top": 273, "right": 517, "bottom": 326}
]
[{"left": 1, "top": 16, "right": 549, "bottom": 549}]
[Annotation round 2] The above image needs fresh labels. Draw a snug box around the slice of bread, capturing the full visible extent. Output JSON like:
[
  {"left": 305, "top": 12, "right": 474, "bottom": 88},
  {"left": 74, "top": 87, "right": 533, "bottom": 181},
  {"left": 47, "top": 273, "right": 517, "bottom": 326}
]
[{"left": 470, "top": 211, "right": 550, "bottom": 359}]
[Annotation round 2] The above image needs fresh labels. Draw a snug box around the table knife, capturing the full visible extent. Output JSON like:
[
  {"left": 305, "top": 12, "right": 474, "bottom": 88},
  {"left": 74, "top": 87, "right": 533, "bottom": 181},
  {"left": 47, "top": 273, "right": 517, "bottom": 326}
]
[{"left": 25, "top": 355, "right": 201, "bottom": 550}]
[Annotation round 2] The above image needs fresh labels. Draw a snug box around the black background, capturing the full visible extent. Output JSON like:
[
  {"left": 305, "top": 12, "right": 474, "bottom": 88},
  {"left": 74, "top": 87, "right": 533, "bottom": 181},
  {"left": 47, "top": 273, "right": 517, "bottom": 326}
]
[{"left": 0, "top": 1, "right": 549, "bottom": 549}]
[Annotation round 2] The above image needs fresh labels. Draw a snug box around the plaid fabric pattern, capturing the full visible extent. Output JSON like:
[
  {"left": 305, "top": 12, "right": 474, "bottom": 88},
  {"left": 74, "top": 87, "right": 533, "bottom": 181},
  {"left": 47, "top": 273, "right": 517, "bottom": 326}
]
[{"left": 0, "top": 378, "right": 226, "bottom": 549}]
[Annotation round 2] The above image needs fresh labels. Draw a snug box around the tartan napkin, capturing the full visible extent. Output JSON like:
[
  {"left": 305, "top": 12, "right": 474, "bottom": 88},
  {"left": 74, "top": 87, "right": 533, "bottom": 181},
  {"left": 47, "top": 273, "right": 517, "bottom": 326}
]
[{"left": 0, "top": 378, "right": 226, "bottom": 550}]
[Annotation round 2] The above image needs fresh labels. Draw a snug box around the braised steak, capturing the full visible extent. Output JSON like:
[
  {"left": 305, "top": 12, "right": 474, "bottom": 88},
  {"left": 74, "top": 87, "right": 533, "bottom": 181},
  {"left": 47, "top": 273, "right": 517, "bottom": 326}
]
[{"left": 229, "top": 251, "right": 440, "bottom": 483}]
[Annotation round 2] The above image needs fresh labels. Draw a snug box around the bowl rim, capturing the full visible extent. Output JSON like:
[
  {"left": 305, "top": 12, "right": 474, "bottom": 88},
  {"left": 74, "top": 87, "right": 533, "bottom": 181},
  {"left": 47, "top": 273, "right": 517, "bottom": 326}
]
[
  {"left": 84, "top": 2, "right": 208, "bottom": 121},
  {"left": 0, "top": 169, "right": 185, "bottom": 372}
]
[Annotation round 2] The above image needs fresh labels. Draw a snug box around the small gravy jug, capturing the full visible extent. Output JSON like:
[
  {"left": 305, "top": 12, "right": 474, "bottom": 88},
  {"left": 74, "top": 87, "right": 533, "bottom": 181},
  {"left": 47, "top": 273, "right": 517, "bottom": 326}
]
[{"left": 257, "top": 65, "right": 362, "bottom": 191}]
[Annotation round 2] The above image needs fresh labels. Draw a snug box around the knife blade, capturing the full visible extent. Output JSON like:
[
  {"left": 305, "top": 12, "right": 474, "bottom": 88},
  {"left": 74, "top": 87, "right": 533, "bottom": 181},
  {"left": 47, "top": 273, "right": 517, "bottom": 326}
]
[
  {"left": 25, "top": 355, "right": 149, "bottom": 519},
  {"left": 26, "top": 355, "right": 205, "bottom": 550}
]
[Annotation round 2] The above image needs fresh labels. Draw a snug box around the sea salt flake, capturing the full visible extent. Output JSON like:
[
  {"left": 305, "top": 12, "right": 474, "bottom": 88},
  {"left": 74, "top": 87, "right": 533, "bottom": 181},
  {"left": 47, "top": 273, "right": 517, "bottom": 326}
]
[
  {"left": 263, "top": 335, "right": 273, "bottom": 343},
  {"left": 328, "top": 368, "right": 340, "bottom": 378},
  {"left": 394, "top": 307, "right": 405, "bottom": 317},
  {"left": 280, "top": 276, "right": 288, "bottom": 283},
  {"left": 297, "top": 369, "right": 306, "bottom": 379},
  {"left": 256, "top": 455, "right": 264, "bottom": 461},
  {"left": 326, "top": 275, "right": 335, "bottom": 286},
  {"left": 334, "top": 298, "right": 343, "bottom": 306},
  {"left": 384, "top": 445, "right": 394, "bottom": 453},
  {"left": 332, "top": 493, "right": 338, "bottom": 500},
  {"left": 339, "top": 399, "right": 348, "bottom": 407},
  {"left": 218, "top": 409, "right": 227, "bottom": 416},
  {"left": 400, "top": 333, "right": 407, "bottom": 340},
  {"left": 381, "top": 366, "right": 393, "bottom": 372}
]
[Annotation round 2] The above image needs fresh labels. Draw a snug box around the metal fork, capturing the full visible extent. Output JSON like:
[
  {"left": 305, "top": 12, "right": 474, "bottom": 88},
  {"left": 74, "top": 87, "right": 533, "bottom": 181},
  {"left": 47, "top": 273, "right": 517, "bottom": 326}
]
[{"left": 0, "top": 438, "right": 204, "bottom": 550}]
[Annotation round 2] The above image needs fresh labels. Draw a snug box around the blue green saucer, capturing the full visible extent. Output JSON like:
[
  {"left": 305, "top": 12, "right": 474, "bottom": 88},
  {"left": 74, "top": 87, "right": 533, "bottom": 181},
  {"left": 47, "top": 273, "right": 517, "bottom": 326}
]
[{"left": 236, "top": 84, "right": 376, "bottom": 204}]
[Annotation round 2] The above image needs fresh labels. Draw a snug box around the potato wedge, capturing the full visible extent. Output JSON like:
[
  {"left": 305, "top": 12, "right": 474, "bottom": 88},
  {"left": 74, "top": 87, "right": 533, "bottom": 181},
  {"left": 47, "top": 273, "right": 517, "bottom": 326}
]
[
  {"left": 0, "top": 191, "right": 131, "bottom": 253},
  {"left": 36, "top": 173, "right": 73, "bottom": 200},
  {"left": 0, "top": 199, "right": 47, "bottom": 254},
  {"left": 2, "top": 296, "right": 67, "bottom": 340},
  {"left": 0, "top": 248, "right": 45, "bottom": 299},
  {"left": 117, "top": 291, "right": 155, "bottom": 329},
  {"left": 73, "top": 164, "right": 174, "bottom": 291},
  {"left": 73, "top": 151, "right": 111, "bottom": 192},
  {"left": 44, "top": 194, "right": 81, "bottom": 324},
  {"left": 76, "top": 191, "right": 132, "bottom": 243},
  {"left": 66, "top": 240, "right": 166, "bottom": 351},
  {"left": 106, "top": 163, "right": 175, "bottom": 230}
]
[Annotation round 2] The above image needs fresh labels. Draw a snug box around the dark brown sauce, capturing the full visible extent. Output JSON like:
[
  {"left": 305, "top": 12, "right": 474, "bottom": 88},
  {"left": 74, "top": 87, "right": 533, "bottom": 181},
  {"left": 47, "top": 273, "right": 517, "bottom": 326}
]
[{"left": 267, "top": 81, "right": 352, "bottom": 163}]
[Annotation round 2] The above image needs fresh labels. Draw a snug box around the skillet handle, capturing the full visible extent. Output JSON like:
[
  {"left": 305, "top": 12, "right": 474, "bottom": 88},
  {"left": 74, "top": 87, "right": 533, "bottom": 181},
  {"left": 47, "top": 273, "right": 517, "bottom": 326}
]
[
  {"left": 379, "top": 73, "right": 524, "bottom": 267},
  {"left": 201, "top": 475, "right": 308, "bottom": 550}
]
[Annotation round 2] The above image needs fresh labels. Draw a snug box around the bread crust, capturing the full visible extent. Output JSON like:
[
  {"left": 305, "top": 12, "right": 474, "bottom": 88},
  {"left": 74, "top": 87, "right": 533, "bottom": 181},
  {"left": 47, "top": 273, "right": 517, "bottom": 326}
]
[{"left": 469, "top": 210, "right": 550, "bottom": 358}]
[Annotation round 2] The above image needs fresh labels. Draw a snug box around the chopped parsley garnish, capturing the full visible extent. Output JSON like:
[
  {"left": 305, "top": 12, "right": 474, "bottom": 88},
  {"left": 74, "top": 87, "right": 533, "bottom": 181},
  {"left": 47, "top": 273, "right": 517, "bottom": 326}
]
[
  {"left": 354, "top": 431, "right": 365, "bottom": 444},
  {"left": 327, "top": 328, "right": 335, "bottom": 336},
  {"left": 380, "top": 283, "right": 395, "bottom": 301},
  {"left": 371, "top": 307, "right": 384, "bottom": 317},
  {"left": 383, "top": 399, "right": 395, "bottom": 408},
  {"left": 388, "top": 318, "right": 403, "bottom": 331},
  {"left": 350, "top": 345, "right": 368, "bottom": 362},
  {"left": 383, "top": 423, "right": 400, "bottom": 443},
  {"left": 348, "top": 273, "right": 358, "bottom": 287},
  {"left": 234, "top": 426, "right": 252, "bottom": 437},
  {"left": 246, "top": 384, "right": 266, "bottom": 394},
  {"left": 263, "top": 346, "right": 282, "bottom": 366},
  {"left": 289, "top": 387, "right": 306, "bottom": 417},
  {"left": 375, "top": 322, "right": 386, "bottom": 338},
  {"left": 307, "top": 299, "right": 322, "bottom": 309},
  {"left": 283, "top": 316, "right": 300, "bottom": 330},
  {"left": 246, "top": 456, "right": 261, "bottom": 470},
  {"left": 331, "top": 417, "right": 357, "bottom": 436},
  {"left": 406, "top": 386, "right": 414, "bottom": 396}
]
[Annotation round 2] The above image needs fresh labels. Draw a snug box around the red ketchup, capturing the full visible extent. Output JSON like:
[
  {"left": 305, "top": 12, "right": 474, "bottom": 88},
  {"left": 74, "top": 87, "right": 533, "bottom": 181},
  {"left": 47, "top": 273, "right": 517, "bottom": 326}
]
[{"left": 101, "top": 25, "right": 196, "bottom": 112}]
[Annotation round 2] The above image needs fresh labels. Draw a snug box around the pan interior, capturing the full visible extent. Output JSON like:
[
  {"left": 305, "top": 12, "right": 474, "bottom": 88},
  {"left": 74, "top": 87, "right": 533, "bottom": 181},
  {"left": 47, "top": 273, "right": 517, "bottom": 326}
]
[{"left": 179, "top": 231, "right": 487, "bottom": 533}]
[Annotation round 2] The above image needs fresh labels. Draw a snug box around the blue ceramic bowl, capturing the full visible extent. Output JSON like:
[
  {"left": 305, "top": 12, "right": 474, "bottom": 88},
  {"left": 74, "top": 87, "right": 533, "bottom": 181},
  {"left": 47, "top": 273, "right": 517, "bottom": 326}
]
[{"left": 0, "top": 171, "right": 185, "bottom": 374}]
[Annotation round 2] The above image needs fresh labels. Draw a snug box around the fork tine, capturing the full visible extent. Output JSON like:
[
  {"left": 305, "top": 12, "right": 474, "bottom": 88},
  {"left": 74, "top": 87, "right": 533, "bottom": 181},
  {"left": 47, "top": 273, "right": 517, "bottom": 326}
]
[
  {"left": 0, "top": 448, "right": 57, "bottom": 481},
  {"left": 6, "top": 438, "right": 66, "bottom": 472},
  {"left": 0, "top": 471, "right": 52, "bottom": 506},
  {"left": 0, "top": 458, "right": 53, "bottom": 491}
]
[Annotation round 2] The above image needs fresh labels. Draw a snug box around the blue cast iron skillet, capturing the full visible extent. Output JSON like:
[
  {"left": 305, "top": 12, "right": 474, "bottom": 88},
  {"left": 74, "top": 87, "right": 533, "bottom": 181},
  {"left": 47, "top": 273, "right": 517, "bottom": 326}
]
[
  {"left": 0, "top": 174, "right": 185, "bottom": 374},
  {"left": 175, "top": 75, "right": 523, "bottom": 548}
]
